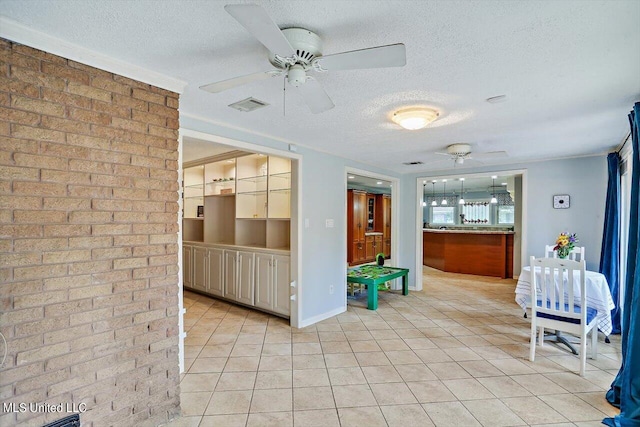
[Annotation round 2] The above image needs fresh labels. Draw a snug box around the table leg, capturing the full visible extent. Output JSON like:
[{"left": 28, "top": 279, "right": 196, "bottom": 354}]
[
  {"left": 544, "top": 331, "right": 578, "bottom": 355},
  {"left": 367, "top": 283, "right": 378, "bottom": 310},
  {"left": 402, "top": 274, "right": 408, "bottom": 296}
]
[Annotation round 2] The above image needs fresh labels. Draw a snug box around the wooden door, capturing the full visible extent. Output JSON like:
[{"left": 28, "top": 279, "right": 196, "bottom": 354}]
[
  {"left": 383, "top": 195, "right": 391, "bottom": 258},
  {"left": 365, "top": 235, "right": 375, "bottom": 260},
  {"left": 348, "top": 190, "right": 367, "bottom": 264}
]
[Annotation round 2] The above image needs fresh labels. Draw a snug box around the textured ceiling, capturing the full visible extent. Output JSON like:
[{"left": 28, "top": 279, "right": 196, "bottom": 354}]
[{"left": 2, "top": 0, "right": 639, "bottom": 172}]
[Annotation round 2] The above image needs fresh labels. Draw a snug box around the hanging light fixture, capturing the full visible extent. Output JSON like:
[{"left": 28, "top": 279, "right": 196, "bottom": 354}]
[
  {"left": 458, "top": 178, "right": 465, "bottom": 205},
  {"left": 422, "top": 183, "right": 427, "bottom": 206},
  {"left": 490, "top": 175, "right": 498, "bottom": 204},
  {"left": 431, "top": 180, "right": 437, "bottom": 206},
  {"left": 441, "top": 179, "right": 448, "bottom": 205}
]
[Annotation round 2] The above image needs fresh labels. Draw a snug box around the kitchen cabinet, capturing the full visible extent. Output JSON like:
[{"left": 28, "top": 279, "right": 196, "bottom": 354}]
[
  {"left": 347, "top": 190, "right": 367, "bottom": 265},
  {"left": 348, "top": 190, "right": 391, "bottom": 265},
  {"left": 365, "top": 234, "right": 382, "bottom": 260},
  {"left": 255, "top": 253, "right": 291, "bottom": 316}
]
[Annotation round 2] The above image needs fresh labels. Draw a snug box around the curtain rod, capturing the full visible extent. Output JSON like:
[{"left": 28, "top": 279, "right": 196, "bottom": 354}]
[{"left": 616, "top": 132, "right": 631, "bottom": 154}]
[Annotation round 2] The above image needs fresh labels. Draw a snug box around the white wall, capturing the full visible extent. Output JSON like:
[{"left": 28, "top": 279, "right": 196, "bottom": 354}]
[
  {"left": 403, "top": 155, "right": 608, "bottom": 273},
  {"left": 181, "top": 115, "right": 403, "bottom": 324}
]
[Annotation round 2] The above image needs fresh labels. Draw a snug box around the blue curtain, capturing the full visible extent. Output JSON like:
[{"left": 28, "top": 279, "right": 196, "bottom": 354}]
[
  {"left": 604, "top": 102, "right": 640, "bottom": 426},
  {"left": 600, "top": 152, "right": 621, "bottom": 334}
]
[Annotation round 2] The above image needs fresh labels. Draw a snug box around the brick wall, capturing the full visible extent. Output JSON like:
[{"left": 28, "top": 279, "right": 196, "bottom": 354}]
[{"left": 0, "top": 39, "right": 181, "bottom": 426}]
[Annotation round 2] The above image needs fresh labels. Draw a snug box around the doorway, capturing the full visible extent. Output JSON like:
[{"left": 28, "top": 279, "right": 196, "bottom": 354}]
[
  {"left": 177, "top": 129, "right": 301, "bottom": 373},
  {"left": 414, "top": 169, "right": 528, "bottom": 290}
]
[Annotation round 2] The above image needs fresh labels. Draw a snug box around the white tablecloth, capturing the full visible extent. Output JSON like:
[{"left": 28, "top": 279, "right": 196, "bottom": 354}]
[{"left": 515, "top": 266, "right": 615, "bottom": 335}]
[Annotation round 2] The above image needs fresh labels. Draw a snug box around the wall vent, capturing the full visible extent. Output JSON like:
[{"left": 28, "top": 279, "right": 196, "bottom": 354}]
[
  {"left": 403, "top": 161, "right": 424, "bottom": 165},
  {"left": 228, "top": 97, "right": 269, "bottom": 112}
]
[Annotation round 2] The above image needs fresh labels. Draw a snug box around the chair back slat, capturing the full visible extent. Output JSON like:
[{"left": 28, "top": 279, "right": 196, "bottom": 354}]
[
  {"left": 544, "top": 245, "right": 586, "bottom": 262},
  {"left": 530, "top": 256, "right": 586, "bottom": 322}
]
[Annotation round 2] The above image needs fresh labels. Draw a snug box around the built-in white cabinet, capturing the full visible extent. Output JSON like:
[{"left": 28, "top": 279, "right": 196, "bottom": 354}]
[
  {"left": 183, "top": 245, "right": 193, "bottom": 289},
  {"left": 223, "top": 249, "right": 255, "bottom": 306},
  {"left": 183, "top": 152, "right": 291, "bottom": 250},
  {"left": 255, "top": 253, "right": 291, "bottom": 316},
  {"left": 206, "top": 247, "right": 224, "bottom": 297},
  {"left": 192, "top": 246, "right": 208, "bottom": 293},
  {"left": 182, "top": 242, "right": 289, "bottom": 318}
]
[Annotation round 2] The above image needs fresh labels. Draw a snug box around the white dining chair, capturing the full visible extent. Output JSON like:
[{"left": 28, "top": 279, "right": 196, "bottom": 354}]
[
  {"left": 529, "top": 256, "right": 598, "bottom": 376},
  {"left": 544, "top": 245, "right": 586, "bottom": 262}
]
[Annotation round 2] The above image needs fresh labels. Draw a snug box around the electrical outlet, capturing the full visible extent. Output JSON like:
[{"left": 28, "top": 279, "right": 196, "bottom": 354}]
[{"left": 329, "top": 285, "right": 334, "bottom": 294}]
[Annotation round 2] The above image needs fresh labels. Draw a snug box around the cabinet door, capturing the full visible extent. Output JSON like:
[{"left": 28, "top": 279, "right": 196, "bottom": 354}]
[
  {"left": 237, "top": 251, "right": 255, "bottom": 306},
  {"left": 273, "top": 255, "right": 291, "bottom": 316},
  {"left": 183, "top": 245, "right": 192, "bottom": 289},
  {"left": 384, "top": 238, "right": 391, "bottom": 259},
  {"left": 207, "top": 248, "right": 224, "bottom": 296},
  {"left": 224, "top": 250, "right": 238, "bottom": 301},
  {"left": 354, "top": 191, "right": 366, "bottom": 241},
  {"left": 193, "top": 246, "right": 208, "bottom": 292},
  {"left": 365, "top": 236, "right": 375, "bottom": 260},
  {"left": 254, "top": 253, "right": 273, "bottom": 311}
]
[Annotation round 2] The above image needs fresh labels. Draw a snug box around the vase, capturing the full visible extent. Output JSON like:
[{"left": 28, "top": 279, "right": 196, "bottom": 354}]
[{"left": 557, "top": 246, "right": 570, "bottom": 259}]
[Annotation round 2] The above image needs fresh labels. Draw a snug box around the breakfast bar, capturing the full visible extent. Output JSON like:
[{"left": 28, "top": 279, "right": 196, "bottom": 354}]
[{"left": 423, "top": 229, "right": 514, "bottom": 278}]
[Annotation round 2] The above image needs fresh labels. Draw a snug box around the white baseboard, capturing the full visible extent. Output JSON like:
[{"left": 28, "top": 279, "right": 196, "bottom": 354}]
[{"left": 298, "top": 306, "right": 346, "bottom": 328}]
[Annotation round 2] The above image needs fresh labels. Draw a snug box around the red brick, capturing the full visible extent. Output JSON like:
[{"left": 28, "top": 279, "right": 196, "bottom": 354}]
[
  {"left": 13, "top": 181, "right": 67, "bottom": 196},
  {"left": 44, "top": 224, "right": 90, "bottom": 237},
  {"left": 0, "top": 105, "right": 40, "bottom": 125},
  {"left": 41, "top": 115, "right": 91, "bottom": 135}
]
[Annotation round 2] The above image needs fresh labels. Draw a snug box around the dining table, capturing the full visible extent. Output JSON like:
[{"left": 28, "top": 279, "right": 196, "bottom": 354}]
[{"left": 515, "top": 265, "right": 615, "bottom": 340}]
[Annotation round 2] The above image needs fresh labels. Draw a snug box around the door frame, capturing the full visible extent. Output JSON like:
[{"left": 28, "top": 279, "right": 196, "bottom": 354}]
[
  {"left": 177, "top": 128, "right": 302, "bottom": 373},
  {"left": 414, "top": 168, "right": 528, "bottom": 290},
  {"left": 344, "top": 168, "right": 401, "bottom": 307}
]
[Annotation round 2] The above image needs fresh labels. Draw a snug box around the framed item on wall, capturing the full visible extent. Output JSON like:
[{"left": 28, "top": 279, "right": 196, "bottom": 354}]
[
  {"left": 553, "top": 194, "right": 570, "bottom": 209},
  {"left": 197, "top": 205, "right": 204, "bottom": 217}
]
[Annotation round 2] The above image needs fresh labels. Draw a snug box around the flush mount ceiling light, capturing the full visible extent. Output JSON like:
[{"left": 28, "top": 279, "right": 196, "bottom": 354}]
[{"left": 392, "top": 107, "right": 439, "bottom": 130}]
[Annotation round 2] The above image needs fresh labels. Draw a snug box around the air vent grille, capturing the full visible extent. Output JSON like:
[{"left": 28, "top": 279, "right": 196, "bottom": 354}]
[
  {"left": 403, "top": 161, "right": 424, "bottom": 165},
  {"left": 228, "top": 97, "right": 269, "bottom": 112}
]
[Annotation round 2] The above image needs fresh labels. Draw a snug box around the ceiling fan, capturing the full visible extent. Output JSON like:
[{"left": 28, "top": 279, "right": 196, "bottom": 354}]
[
  {"left": 434, "top": 143, "right": 508, "bottom": 165},
  {"left": 200, "top": 4, "right": 407, "bottom": 114}
]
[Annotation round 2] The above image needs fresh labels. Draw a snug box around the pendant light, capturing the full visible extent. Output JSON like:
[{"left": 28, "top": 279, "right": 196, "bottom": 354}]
[
  {"left": 431, "top": 180, "right": 437, "bottom": 206},
  {"left": 422, "top": 183, "right": 427, "bottom": 206},
  {"left": 441, "top": 179, "right": 447, "bottom": 205},
  {"left": 458, "top": 178, "right": 465, "bottom": 205},
  {"left": 490, "top": 175, "right": 498, "bottom": 204}
]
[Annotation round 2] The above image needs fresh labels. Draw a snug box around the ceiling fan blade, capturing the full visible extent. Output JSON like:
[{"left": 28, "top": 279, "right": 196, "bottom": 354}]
[
  {"left": 225, "top": 4, "right": 295, "bottom": 57},
  {"left": 473, "top": 151, "right": 508, "bottom": 159},
  {"left": 200, "top": 70, "right": 281, "bottom": 93},
  {"left": 434, "top": 152, "right": 451, "bottom": 156},
  {"left": 315, "top": 43, "right": 406, "bottom": 71},
  {"left": 296, "top": 78, "right": 335, "bottom": 114}
]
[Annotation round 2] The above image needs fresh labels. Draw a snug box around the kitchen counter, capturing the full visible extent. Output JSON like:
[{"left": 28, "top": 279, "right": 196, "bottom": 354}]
[
  {"left": 423, "top": 228, "right": 514, "bottom": 235},
  {"left": 423, "top": 229, "right": 514, "bottom": 278}
]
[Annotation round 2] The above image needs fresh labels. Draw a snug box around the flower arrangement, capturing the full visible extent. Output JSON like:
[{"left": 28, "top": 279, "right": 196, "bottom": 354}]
[{"left": 554, "top": 232, "right": 578, "bottom": 259}]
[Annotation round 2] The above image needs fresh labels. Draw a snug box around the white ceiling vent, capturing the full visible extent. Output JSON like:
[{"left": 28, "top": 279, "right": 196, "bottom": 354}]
[{"left": 228, "top": 97, "right": 269, "bottom": 112}]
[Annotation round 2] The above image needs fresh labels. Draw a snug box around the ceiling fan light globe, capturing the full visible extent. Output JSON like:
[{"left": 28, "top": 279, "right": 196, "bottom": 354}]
[
  {"left": 392, "top": 108, "right": 439, "bottom": 130},
  {"left": 287, "top": 65, "right": 306, "bottom": 87},
  {"left": 455, "top": 157, "right": 464, "bottom": 165}
]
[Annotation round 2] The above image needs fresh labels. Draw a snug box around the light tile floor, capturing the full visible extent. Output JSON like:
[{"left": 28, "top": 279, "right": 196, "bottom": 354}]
[{"left": 166, "top": 267, "right": 621, "bottom": 427}]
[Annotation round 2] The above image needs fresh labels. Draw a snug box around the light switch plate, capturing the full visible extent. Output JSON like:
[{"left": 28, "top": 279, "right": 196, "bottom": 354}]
[{"left": 325, "top": 219, "right": 334, "bottom": 228}]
